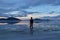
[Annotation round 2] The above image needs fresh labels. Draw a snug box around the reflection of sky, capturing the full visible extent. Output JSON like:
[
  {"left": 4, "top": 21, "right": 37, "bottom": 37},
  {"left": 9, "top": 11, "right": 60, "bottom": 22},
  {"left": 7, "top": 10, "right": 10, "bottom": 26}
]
[{"left": 0, "top": 0, "right": 60, "bottom": 18}]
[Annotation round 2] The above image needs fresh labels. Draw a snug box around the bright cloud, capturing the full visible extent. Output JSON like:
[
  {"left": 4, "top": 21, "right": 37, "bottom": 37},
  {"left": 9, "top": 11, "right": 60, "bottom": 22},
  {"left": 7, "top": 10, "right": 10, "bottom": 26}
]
[{"left": 27, "top": 13, "right": 60, "bottom": 18}]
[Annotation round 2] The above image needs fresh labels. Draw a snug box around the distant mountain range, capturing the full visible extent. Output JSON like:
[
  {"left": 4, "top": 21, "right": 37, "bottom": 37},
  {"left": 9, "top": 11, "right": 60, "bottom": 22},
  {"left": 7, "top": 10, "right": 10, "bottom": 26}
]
[
  {"left": 0, "top": 17, "right": 21, "bottom": 24},
  {"left": 33, "top": 15, "right": 60, "bottom": 23},
  {"left": 33, "top": 18, "right": 52, "bottom": 23},
  {"left": 42, "top": 15, "right": 60, "bottom": 20},
  {"left": 0, "top": 15, "right": 60, "bottom": 23}
]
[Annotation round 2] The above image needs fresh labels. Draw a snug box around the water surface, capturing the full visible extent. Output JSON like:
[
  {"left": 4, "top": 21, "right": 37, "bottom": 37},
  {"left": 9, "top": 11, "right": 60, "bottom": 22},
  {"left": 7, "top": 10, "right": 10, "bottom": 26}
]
[{"left": 0, "top": 21, "right": 60, "bottom": 40}]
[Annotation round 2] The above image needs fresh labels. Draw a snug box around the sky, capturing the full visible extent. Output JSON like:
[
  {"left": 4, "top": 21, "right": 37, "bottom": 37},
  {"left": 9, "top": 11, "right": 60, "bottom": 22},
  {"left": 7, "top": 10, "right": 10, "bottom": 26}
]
[{"left": 0, "top": 0, "right": 60, "bottom": 18}]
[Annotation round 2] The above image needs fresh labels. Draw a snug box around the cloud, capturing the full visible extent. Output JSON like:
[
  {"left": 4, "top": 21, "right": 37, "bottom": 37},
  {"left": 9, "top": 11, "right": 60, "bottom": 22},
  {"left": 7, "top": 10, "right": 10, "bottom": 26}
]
[
  {"left": 27, "top": 12, "right": 60, "bottom": 18},
  {"left": 0, "top": 0, "right": 60, "bottom": 17},
  {"left": 4, "top": 10, "right": 29, "bottom": 17},
  {"left": 0, "top": 0, "right": 60, "bottom": 10}
]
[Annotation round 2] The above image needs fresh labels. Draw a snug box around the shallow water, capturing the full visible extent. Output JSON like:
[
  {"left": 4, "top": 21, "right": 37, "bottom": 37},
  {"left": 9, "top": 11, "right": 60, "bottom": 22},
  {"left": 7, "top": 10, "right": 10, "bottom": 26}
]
[{"left": 0, "top": 21, "right": 60, "bottom": 40}]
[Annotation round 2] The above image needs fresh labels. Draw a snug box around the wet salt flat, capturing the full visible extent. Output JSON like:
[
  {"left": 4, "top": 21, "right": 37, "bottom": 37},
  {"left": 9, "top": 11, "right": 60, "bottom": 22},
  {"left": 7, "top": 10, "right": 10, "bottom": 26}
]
[{"left": 0, "top": 21, "right": 60, "bottom": 40}]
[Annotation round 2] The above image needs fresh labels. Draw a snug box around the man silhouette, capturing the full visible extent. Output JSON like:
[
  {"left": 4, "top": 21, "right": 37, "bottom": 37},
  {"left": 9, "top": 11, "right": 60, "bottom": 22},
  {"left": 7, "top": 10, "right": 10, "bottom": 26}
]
[{"left": 30, "top": 17, "right": 33, "bottom": 30}]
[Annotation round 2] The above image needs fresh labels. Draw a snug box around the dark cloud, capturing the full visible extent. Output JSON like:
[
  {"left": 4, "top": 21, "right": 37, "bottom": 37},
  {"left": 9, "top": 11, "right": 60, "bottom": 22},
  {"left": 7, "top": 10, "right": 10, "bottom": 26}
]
[
  {"left": 0, "top": 0, "right": 60, "bottom": 10},
  {"left": 0, "top": 0, "right": 60, "bottom": 17},
  {"left": 0, "top": 0, "right": 60, "bottom": 9}
]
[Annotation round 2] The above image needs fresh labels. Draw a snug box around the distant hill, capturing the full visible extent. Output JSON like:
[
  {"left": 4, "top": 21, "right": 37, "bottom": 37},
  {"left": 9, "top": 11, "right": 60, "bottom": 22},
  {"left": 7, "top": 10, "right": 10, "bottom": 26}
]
[
  {"left": 42, "top": 15, "right": 60, "bottom": 20},
  {"left": 34, "top": 18, "right": 51, "bottom": 23},
  {"left": 0, "top": 17, "right": 21, "bottom": 24}
]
